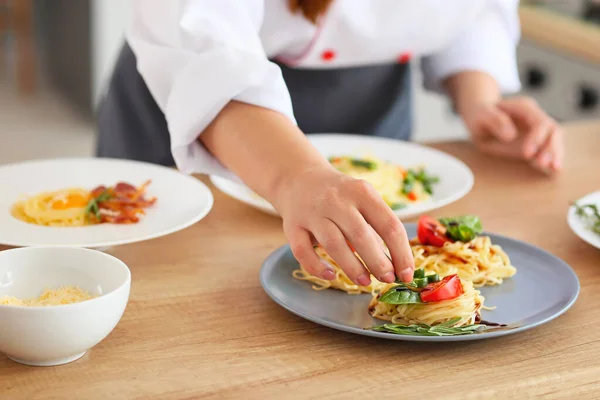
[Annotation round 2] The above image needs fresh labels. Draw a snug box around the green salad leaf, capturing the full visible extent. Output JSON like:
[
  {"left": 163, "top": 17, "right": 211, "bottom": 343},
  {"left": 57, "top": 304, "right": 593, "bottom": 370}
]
[{"left": 439, "top": 215, "right": 482, "bottom": 242}]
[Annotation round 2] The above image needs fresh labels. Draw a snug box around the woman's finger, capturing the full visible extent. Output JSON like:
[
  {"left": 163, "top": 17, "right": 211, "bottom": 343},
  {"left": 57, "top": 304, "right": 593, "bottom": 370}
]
[
  {"left": 478, "top": 107, "right": 518, "bottom": 143},
  {"left": 332, "top": 208, "right": 395, "bottom": 283},
  {"left": 288, "top": 227, "right": 335, "bottom": 280},
  {"left": 497, "top": 97, "right": 552, "bottom": 159},
  {"left": 351, "top": 180, "right": 414, "bottom": 282},
  {"left": 497, "top": 96, "right": 540, "bottom": 128},
  {"left": 311, "top": 219, "right": 371, "bottom": 286},
  {"left": 522, "top": 119, "right": 553, "bottom": 160},
  {"left": 532, "top": 125, "right": 564, "bottom": 172}
]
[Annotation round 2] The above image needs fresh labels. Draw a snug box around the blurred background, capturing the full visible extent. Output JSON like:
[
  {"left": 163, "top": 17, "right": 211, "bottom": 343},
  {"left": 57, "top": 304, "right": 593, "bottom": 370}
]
[{"left": 1, "top": 0, "right": 599, "bottom": 165}]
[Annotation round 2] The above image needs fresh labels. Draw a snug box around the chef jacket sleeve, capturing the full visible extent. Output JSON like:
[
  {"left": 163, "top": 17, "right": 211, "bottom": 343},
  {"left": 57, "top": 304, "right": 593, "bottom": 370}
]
[
  {"left": 420, "top": 0, "right": 522, "bottom": 95},
  {"left": 127, "top": 0, "right": 296, "bottom": 178}
]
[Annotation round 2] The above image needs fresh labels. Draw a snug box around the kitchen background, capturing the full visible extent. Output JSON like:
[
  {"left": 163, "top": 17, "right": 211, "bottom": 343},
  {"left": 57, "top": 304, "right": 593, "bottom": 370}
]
[{"left": 1, "top": 0, "right": 599, "bottom": 165}]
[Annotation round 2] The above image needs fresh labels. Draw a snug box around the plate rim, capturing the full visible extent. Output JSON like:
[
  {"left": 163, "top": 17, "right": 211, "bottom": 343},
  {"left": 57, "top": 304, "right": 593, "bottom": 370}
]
[
  {"left": 259, "top": 226, "right": 580, "bottom": 342},
  {"left": 210, "top": 134, "right": 475, "bottom": 218},
  {"left": 0, "top": 157, "right": 215, "bottom": 248},
  {"left": 567, "top": 190, "right": 600, "bottom": 250}
]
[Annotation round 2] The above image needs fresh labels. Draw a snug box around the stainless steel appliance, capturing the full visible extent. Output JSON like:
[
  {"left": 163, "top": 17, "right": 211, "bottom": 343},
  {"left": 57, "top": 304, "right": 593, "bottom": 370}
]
[
  {"left": 518, "top": 41, "right": 600, "bottom": 122},
  {"left": 518, "top": 1, "right": 600, "bottom": 122}
]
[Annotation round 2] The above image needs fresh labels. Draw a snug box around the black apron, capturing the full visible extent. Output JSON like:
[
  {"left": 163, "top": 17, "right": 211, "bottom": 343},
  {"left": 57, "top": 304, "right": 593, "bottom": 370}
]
[{"left": 96, "top": 43, "right": 413, "bottom": 165}]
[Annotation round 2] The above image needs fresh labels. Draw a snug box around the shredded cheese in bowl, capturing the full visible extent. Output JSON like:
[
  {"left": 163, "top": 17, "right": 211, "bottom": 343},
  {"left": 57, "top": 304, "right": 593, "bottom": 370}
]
[{"left": 0, "top": 286, "right": 96, "bottom": 307}]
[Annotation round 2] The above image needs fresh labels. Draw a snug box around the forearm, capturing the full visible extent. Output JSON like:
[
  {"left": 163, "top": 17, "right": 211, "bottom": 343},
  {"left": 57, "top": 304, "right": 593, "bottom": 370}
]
[
  {"left": 200, "top": 101, "right": 331, "bottom": 204},
  {"left": 443, "top": 71, "right": 502, "bottom": 114}
]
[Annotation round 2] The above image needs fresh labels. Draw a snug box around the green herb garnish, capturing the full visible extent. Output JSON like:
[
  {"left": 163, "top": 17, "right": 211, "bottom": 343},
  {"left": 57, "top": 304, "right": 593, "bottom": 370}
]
[
  {"left": 367, "top": 317, "right": 486, "bottom": 336},
  {"left": 390, "top": 203, "right": 407, "bottom": 211},
  {"left": 378, "top": 288, "right": 423, "bottom": 304},
  {"left": 377, "top": 268, "right": 440, "bottom": 304},
  {"left": 439, "top": 215, "right": 482, "bottom": 242},
  {"left": 574, "top": 203, "right": 600, "bottom": 235},
  {"left": 413, "top": 268, "right": 425, "bottom": 279},
  {"left": 392, "top": 268, "right": 439, "bottom": 286},
  {"left": 401, "top": 168, "right": 439, "bottom": 195},
  {"left": 350, "top": 159, "right": 377, "bottom": 170},
  {"left": 84, "top": 190, "right": 113, "bottom": 221}
]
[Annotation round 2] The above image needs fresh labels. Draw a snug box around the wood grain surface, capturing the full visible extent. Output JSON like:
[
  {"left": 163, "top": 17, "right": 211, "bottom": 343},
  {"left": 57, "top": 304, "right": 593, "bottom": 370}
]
[
  {"left": 519, "top": 5, "right": 600, "bottom": 66},
  {"left": 1, "top": 120, "right": 599, "bottom": 399}
]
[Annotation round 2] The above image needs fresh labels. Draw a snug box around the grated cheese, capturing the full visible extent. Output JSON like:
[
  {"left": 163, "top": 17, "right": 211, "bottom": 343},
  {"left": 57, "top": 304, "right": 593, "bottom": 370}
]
[{"left": 0, "top": 286, "right": 95, "bottom": 306}]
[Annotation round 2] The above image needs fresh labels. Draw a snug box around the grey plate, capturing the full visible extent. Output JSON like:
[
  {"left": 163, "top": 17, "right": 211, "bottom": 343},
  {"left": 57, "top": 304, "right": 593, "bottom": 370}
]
[{"left": 260, "top": 224, "right": 580, "bottom": 342}]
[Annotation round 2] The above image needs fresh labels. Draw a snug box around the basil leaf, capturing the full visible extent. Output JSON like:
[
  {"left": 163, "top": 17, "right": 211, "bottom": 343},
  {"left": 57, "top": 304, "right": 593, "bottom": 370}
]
[
  {"left": 439, "top": 215, "right": 482, "bottom": 242},
  {"left": 378, "top": 288, "right": 423, "bottom": 304}
]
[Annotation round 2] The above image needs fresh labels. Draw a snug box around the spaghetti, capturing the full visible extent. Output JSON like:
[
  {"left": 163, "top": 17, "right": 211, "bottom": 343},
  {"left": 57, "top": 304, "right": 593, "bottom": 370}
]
[
  {"left": 11, "top": 188, "right": 91, "bottom": 227},
  {"left": 11, "top": 180, "right": 156, "bottom": 227},
  {"left": 328, "top": 155, "right": 438, "bottom": 210},
  {"left": 292, "top": 244, "right": 387, "bottom": 295},
  {"left": 368, "top": 278, "right": 484, "bottom": 327},
  {"left": 411, "top": 214, "right": 517, "bottom": 287},
  {"left": 411, "top": 236, "right": 516, "bottom": 287}
]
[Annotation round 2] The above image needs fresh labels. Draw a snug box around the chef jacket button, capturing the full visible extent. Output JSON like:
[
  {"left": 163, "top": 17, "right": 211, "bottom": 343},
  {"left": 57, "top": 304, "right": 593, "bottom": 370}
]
[
  {"left": 321, "top": 49, "right": 336, "bottom": 62},
  {"left": 398, "top": 52, "right": 412, "bottom": 64}
]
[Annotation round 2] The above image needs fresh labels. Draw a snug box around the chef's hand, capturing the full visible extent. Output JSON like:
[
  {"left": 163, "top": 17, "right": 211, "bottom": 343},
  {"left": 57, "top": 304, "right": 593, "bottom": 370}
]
[
  {"left": 460, "top": 96, "right": 564, "bottom": 173},
  {"left": 273, "top": 167, "right": 415, "bottom": 286}
]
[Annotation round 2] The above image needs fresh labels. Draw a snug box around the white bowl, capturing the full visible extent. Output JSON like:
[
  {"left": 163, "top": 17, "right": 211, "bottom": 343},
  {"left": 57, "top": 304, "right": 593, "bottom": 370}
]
[{"left": 0, "top": 247, "right": 131, "bottom": 366}]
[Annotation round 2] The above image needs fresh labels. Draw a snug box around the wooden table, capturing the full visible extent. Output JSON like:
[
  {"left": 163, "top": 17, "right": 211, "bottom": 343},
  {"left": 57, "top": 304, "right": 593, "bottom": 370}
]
[{"left": 1, "top": 120, "right": 600, "bottom": 399}]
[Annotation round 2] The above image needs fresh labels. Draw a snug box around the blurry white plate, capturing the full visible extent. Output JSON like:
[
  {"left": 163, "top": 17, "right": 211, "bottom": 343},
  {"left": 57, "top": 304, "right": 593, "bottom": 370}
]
[
  {"left": 210, "top": 134, "right": 474, "bottom": 219},
  {"left": 568, "top": 190, "right": 600, "bottom": 250},
  {"left": 0, "top": 158, "right": 214, "bottom": 248}
]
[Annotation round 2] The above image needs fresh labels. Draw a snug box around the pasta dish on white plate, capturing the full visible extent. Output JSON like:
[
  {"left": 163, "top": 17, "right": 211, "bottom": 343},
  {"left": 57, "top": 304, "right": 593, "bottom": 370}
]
[{"left": 328, "top": 155, "right": 439, "bottom": 210}]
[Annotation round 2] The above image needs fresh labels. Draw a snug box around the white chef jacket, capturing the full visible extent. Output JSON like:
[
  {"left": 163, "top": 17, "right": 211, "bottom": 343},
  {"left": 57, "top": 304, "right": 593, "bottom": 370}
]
[{"left": 128, "top": 0, "right": 521, "bottom": 179}]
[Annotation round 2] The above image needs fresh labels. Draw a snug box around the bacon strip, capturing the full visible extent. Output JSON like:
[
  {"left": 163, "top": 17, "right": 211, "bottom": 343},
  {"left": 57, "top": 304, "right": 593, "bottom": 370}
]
[{"left": 90, "top": 180, "right": 156, "bottom": 224}]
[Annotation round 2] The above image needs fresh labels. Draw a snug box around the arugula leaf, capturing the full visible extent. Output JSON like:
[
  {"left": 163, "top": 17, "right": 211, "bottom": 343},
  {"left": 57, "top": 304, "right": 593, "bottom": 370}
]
[
  {"left": 438, "top": 215, "right": 482, "bottom": 242},
  {"left": 378, "top": 288, "right": 423, "bottom": 305},
  {"left": 367, "top": 320, "right": 486, "bottom": 336}
]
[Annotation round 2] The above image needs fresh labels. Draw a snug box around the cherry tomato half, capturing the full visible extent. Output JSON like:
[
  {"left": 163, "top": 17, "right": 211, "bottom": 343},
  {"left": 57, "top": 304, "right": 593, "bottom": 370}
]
[
  {"left": 417, "top": 215, "right": 452, "bottom": 247},
  {"left": 420, "top": 274, "right": 464, "bottom": 302}
]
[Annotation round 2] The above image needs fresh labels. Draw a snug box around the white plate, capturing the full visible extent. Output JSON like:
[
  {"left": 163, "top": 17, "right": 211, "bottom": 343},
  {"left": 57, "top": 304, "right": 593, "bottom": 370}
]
[
  {"left": 568, "top": 190, "right": 600, "bottom": 250},
  {"left": 210, "top": 134, "right": 474, "bottom": 219},
  {"left": 0, "top": 158, "right": 214, "bottom": 248}
]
